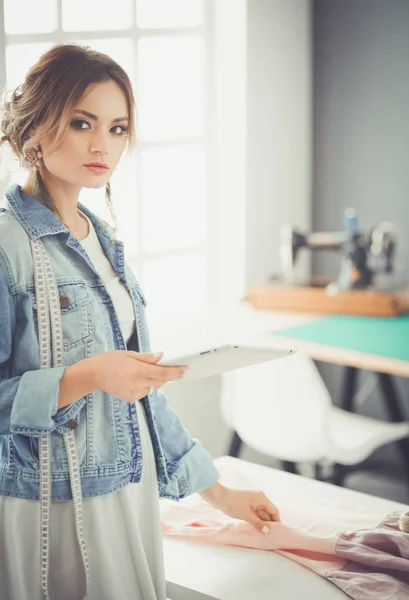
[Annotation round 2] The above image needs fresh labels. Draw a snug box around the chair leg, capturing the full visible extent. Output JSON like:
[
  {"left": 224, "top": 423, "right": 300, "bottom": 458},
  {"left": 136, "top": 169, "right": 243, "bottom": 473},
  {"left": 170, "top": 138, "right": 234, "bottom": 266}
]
[
  {"left": 227, "top": 431, "right": 243, "bottom": 457},
  {"left": 331, "top": 463, "right": 347, "bottom": 487},
  {"left": 314, "top": 462, "right": 324, "bottom": 481},
  {"left": 281, "top": 460, "right": 298, "bottom": 474},
  {"left": 378, "top": 372, "right": 409, "bottom": 489},
  {"left": 331, "top": 368, "right": 358, "bottom": 487},
  {"left": 340, "top": 366, "right": 359, "bottom": 412}
]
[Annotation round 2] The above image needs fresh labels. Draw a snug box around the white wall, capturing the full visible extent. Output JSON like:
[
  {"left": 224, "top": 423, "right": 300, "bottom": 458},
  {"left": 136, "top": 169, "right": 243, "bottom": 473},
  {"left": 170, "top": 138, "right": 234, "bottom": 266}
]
[
  {"left": 156, "top": 0, "right": 313, "bottom": 462},
  {"left": 246, "top": 0, "right": 312, "bottom": 288}
]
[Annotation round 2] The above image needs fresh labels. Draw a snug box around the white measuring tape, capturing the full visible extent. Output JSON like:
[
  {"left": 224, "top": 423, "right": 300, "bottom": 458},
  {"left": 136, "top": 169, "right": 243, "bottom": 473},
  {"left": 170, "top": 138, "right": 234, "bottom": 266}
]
[{"left": 31, "top": 239, "right": 89, "bottom": 600}]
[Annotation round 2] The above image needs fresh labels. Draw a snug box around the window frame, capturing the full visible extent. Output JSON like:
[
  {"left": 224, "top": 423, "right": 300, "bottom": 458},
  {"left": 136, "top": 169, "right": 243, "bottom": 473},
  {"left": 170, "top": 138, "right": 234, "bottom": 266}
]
[{"left": 0, "top": 0, "right": 220, "bottom": 309}]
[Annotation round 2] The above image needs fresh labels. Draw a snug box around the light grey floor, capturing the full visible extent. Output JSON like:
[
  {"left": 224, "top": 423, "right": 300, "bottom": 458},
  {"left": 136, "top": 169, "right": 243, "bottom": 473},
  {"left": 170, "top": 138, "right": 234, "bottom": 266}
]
[{"left": 345, "top": 469, "right": 409, "bottom": 504}]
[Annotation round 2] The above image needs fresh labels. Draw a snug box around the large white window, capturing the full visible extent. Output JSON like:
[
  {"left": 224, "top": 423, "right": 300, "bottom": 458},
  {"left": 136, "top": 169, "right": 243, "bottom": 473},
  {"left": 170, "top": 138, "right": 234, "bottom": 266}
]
[{"left": 0, "top": 0, "right": 219, "bottom": 311}]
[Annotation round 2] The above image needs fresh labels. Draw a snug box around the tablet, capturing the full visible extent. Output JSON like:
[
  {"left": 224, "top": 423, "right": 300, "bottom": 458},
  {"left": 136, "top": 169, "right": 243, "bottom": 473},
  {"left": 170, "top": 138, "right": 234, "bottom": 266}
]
[{"left": 158, "top": 344, "right": 295, "bottom": 381}]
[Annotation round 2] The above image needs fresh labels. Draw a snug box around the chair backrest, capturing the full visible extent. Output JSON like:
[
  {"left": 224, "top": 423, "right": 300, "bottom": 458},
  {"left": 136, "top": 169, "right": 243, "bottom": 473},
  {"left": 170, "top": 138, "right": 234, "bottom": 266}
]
[{"left": 220, "top": 351, "right": 333, "bottom": 462}]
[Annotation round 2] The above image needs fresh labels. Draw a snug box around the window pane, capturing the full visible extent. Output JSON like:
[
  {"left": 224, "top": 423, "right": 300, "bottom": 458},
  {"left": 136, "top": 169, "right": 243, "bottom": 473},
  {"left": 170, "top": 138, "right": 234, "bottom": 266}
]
[
  {"left": 141, "top": 252, "right": 208, "bottom": 309},
  {"left": 72, "top": 38, "right": 136, "bottom": 82},
  {"left": 4, "top": 0, "right": 57, "bottom": 34},
  {"left": 62, "top": 0, "right": 133, "bottom": 31},
  {"left": 137, "top": 36, "right": 205, "bottom": 142},
  {"left": 6, "top": 43, "right": 54, "bottom": 90},
  {"left": 111, "top": 154, "right": 139, "bottom": 258},
  {"left": 0, "top": 151, "right": 27, "bottom": 199},
  {"left": 140, "top": 145, "right": 207, "bottom": 254},
  {"left": 137, "top": 0, "right": 204, "bottom": 29}
]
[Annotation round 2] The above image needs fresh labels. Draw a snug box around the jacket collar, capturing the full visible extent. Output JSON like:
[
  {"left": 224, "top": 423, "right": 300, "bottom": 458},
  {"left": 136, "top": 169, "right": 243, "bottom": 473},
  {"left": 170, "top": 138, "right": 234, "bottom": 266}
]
[{"left": 4, "top": 183, "right": 115, "bottom": 241}]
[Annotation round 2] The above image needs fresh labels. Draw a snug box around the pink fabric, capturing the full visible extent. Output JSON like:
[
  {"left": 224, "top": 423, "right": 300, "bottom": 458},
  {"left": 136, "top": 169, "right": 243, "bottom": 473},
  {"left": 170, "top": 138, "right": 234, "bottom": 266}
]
[
  {"left": 162, "top": 497, "right": 344, "bottom": 574},
  {"left": 161, "top": 465, "right": 384, "bottom": 576},
  {"left": 161, "top": 465, "right": 409, "bottom": 598}
]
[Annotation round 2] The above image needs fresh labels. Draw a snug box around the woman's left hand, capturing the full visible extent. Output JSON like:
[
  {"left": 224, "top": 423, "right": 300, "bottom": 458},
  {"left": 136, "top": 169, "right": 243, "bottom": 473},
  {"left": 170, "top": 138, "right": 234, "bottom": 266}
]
[{"left": 199, "top": 483, "right": 280, "bottom": 534}]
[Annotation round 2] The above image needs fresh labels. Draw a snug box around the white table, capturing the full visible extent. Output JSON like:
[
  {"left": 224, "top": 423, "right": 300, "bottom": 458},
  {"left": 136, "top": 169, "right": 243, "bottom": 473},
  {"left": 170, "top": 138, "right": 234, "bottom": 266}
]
[{"left": 163, "top": 456, "right": 408, "bottom": 600}]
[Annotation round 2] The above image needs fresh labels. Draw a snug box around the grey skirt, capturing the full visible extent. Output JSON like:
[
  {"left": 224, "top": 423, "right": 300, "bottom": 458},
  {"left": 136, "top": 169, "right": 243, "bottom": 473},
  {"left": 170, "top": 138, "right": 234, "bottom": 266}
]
[{"left": 0, "top": 401, "right": 167, "bottom": 600}]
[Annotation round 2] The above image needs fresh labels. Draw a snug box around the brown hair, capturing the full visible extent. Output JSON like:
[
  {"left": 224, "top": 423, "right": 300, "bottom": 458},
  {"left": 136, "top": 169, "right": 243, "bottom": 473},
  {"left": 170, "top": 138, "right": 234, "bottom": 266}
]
[{"left": 0, "top": 42, "right": 137, "bottom": 233}]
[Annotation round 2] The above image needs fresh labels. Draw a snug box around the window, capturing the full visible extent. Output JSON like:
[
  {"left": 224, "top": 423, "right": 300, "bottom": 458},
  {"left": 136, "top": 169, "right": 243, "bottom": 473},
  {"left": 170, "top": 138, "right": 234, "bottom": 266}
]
[{"left": 0, "top": 0, "right": 216, "bottom": 311}]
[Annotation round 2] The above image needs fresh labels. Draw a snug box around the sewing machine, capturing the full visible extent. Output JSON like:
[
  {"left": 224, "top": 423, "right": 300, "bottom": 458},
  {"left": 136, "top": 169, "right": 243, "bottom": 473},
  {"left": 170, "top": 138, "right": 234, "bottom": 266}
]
[{"left": 279, "top": 209, "right": 396, "bottom": 292}]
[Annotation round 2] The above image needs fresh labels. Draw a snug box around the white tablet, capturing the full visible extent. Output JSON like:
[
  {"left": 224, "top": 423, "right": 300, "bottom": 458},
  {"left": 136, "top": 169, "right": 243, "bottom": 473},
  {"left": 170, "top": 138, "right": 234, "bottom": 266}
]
[{"left": 158, "top": 344, "right": 295, "bottom": 381}]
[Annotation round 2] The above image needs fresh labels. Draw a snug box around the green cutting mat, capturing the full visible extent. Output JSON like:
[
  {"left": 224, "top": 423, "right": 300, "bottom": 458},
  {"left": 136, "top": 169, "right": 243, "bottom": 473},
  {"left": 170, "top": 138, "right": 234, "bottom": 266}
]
[{"left": 275, "top": 315, "right": 409, "bottom": 362}]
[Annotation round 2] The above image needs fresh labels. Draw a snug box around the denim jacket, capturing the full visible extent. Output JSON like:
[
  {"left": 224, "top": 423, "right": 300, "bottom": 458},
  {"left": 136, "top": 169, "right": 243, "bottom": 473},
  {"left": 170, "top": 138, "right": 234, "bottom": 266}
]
[{"left": 0, "top": 183, "right": 219, "bottom": 503}]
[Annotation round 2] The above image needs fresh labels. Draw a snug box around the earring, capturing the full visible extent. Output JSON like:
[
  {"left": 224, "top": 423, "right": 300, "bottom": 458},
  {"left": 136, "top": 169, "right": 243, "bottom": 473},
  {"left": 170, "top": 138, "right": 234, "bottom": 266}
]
[
  {"left": 35, "top": 145, "right": 44, "bottom": 168},
  {"left": 24, "top": 144, "right": 43, "bottom": 169}
]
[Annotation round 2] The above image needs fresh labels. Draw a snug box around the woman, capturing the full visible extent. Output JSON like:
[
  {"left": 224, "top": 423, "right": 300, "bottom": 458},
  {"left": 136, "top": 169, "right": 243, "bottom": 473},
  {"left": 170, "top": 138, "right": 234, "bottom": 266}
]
[{"left": 0, "top": 42, "right": 280, "bottom": 600}]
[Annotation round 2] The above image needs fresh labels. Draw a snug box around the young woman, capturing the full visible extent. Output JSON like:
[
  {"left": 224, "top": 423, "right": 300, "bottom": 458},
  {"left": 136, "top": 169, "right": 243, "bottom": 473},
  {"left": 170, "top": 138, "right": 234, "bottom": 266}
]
[{"left": 0, "top": 43, "right": 280, "bottom": 600}]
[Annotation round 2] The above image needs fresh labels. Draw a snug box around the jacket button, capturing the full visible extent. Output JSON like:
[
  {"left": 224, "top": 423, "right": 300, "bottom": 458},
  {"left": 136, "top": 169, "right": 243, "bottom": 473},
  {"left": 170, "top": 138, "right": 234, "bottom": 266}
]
[
  {"left": 59, "top": 295, "right": 70, "bottom": 309},
  {"left": 67, "top": 419, "right": 78, "bottom": 429}
]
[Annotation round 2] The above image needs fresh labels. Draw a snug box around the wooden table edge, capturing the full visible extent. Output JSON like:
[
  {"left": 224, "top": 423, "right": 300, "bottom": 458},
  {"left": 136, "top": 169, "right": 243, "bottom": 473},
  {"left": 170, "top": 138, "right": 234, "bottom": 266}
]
[{"left": 269, "top": 334, "right": 409, "bottom": 378}]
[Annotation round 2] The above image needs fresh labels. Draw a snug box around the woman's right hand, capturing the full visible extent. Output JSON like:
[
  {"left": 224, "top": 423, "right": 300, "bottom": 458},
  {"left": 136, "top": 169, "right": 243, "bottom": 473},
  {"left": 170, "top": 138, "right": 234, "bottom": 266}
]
[{"left": 90, "top": 350, "right": 187, "bottom": 403}]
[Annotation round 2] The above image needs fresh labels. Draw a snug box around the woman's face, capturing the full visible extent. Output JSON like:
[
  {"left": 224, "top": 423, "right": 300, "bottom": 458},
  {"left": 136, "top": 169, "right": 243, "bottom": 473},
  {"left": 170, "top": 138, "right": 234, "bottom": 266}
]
[{"left": 39, "top": 80, "right": 129, "bottom": 189}]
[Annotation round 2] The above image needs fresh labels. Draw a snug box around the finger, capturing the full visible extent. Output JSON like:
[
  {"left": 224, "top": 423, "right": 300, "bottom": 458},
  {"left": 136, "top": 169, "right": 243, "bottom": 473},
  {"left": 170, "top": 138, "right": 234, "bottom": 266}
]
[
  {"left": 143, "top": 382, "right": 167, "bottom": 395},
  {"left": 125, "top": 351, "right": 163, "bottom": 363},
  {"left": 125, "top": 355, "right": 185, "bottom": 381},
  {"left": 264, "top": 501, "right": 280, "bottom": 522},
  {"left": 256, "top": 508, "right": 272, "bottom": 522},
  {"left": 246, "top": 512, "right": 271, "bottom": 535},
  {"left": 143, "top": 382, "right": 168, "bottom": 398},
  {"left": 141, "top": 387, "right": 151, "bottom": 399},
  {"left": 143, "top": 363, "right": 187, "bottom": 382},
  {"left": 253, "top": 500, "right": 280, "bottom": 522},
  {"left": 145, "top": 379, "right": 165, "bottom": 392}
]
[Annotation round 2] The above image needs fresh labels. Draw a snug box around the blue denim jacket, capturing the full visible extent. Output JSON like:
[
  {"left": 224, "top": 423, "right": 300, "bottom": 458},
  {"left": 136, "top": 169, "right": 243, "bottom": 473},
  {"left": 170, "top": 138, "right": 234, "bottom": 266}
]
[{"left": 0, "top": 183, "right": 219, "bottom": 502}]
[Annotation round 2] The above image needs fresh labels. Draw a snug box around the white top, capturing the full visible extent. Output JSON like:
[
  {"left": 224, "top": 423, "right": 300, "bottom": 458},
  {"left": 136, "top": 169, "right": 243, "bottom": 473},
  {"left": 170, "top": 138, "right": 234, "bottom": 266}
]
[{"left": 78, "top": 210, "right": 135, "bottom": 342}]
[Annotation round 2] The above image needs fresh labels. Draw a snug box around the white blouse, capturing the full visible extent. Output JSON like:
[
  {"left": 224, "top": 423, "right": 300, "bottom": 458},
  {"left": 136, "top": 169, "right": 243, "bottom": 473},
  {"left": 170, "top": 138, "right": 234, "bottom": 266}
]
[{"left": 78, "top": 210, "right": 135, "bottom": 342}]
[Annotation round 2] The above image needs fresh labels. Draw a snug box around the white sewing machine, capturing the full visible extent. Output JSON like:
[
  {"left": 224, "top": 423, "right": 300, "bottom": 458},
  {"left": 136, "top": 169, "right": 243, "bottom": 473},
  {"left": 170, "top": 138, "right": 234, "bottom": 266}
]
[{"left": 164, "top": 456, "right": 408, "bottom": 600}]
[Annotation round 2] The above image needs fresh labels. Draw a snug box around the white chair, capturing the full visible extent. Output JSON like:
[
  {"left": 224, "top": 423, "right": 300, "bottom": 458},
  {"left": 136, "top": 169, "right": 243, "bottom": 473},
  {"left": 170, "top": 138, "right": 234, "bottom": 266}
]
[{"left": 220, "top": 351, "right": 409, "bottom": 484}]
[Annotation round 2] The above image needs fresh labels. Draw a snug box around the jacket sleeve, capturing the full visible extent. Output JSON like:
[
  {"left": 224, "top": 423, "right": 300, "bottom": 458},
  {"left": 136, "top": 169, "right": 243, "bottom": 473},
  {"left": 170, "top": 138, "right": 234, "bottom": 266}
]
[
  {"left": 154, "top": 389, "right": 220, "bottom": 499},
  {"left": 0, "top": 261, "right": 79, "bottom": 437}
]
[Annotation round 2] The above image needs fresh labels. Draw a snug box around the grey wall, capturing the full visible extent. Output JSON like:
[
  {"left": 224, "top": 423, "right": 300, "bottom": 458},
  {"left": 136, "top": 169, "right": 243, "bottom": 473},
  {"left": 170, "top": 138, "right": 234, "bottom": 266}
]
[
  {"left": 313, "top": 0, "right": 409, "bottom": 274},
  {"left": 313, "top": 0, "right": 409, "bottom": 468}
]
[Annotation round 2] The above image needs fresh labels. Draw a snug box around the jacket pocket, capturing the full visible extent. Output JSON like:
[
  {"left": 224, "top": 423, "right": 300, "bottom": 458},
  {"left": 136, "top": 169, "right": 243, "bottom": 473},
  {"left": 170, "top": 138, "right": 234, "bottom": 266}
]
[
  {"left": 30, "top": 280, "right": 93, "bottom": 351},
  {"left": 19, "top": 433, "right": 70, "bottom": 471},
  {"left": 10, "top": 434, "right": 38, "bottom": 469}
]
